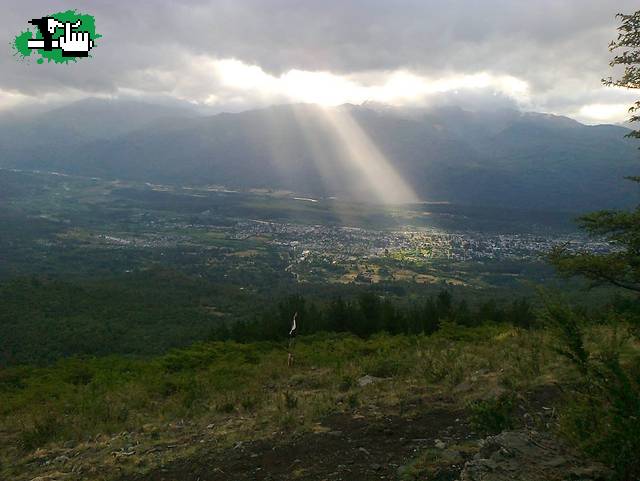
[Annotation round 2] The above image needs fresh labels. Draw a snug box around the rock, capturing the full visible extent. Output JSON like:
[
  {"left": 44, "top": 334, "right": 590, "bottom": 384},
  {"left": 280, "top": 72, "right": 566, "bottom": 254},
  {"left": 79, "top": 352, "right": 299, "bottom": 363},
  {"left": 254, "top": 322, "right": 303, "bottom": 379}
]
[
  {"left": 440, "top": 449, "right": 464, "bottom": 464},
  {"left": 434, "top": 439, "right": 446, "bottom": 449},
  {"left": 460, "top": 430, "right": 611, "bottom": 481},
  {"left": 397, "top": 464, "right": 411, "bottom": 478},
  {"left": 479, "top": 385, "right": 508, "bottom": 401},
  {"left": 358, "top": 447, "right": 371, "bottom": 456},
  {"left": 454, "top": 381, "right": 473, "bottom": 393},
  {"left": 112, "top": 449, "right": 136, "bottom": 460},
  {"left": 357, "top": 375, "right": 382, "bottom": 387},
  {"left": 29, "top": 473, "right": 70, "bottom": 481}
]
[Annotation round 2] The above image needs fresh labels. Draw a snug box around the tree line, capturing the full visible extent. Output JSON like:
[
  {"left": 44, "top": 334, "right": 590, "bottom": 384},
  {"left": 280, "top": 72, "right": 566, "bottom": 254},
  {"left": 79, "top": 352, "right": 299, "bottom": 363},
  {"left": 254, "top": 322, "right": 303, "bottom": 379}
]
[{"left": 211, "top": 290, "right": 536, "bottom": 342}]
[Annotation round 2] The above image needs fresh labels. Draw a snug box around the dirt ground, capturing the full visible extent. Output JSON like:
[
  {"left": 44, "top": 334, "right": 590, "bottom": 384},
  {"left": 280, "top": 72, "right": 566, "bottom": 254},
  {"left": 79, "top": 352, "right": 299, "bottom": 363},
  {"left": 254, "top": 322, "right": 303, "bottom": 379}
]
[
  {"left": 129, "top": 400, "right": 469, "bottom": 481},
  {"left": 127, "top": 385, "right": 564, "bottom": 481}
]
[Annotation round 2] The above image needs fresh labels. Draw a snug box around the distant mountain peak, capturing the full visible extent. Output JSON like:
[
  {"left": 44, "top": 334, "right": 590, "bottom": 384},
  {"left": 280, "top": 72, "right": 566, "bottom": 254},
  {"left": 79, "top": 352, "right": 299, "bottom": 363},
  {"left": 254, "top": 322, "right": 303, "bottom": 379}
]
[{"left": 0, "top": 99, "right": 637, "bottom": 211}]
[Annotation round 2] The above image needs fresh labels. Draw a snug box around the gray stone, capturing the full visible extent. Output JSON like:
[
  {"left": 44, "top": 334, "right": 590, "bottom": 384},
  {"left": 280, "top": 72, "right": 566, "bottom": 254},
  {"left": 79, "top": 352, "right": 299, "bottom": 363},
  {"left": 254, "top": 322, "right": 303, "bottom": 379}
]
[
  {"left": 357, "top": 375, "right": 382, "bottom": 387},
  {"left": 460, "top": 430, "right": 611, "bottom": 481}
]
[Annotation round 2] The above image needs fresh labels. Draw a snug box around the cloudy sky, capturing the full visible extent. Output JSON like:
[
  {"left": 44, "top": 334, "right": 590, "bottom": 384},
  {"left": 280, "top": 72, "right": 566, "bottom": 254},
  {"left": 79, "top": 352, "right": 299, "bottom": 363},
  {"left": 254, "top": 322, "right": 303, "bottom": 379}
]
[{"left": 3, "top": 0, "right": 638, "bottom": 123}]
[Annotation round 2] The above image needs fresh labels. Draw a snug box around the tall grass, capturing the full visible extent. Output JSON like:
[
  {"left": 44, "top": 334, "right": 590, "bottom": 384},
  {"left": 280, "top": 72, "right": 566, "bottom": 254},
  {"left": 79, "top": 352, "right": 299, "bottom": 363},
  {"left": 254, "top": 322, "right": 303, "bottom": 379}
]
[{"left": 3, "top": 326, "right": 555, "bottom": 447}]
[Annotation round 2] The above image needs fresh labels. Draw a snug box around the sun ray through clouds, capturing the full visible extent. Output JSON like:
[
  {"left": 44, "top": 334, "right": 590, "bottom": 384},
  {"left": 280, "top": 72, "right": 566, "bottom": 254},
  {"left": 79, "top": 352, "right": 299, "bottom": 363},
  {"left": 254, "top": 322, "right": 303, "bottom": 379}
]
[{"left": 317, "top": 106, "right": 419, "bottom": 205}]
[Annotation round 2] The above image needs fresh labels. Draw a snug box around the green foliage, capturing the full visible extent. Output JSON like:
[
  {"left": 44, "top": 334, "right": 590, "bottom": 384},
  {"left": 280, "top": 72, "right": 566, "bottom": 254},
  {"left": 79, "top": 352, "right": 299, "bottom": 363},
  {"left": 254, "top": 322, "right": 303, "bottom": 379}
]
[
  {"left": 0, "top": 272, "right": 234, "bottom": 365},
  {"left": 19, "top": 414, "right": 62, "bottom": 451},
  {"left": 347, "top": 392, "right": 359, "bottom": 409},
  {"left": 0, "top": 326, "right": 552, "bottom": 458},
  {"left": 549, "top": 206, "right": 640, "bottom": 293},
  {"left": 222, "top": 290, "right": 537, "bottom": 345},
  {"left": 422, "top": 345, "right": 462, "bottom": 384},
  {"left": 282, "top": 390, "right": 298, "bottom": 410},
  {"left": 468, "top": 393, "right": 516, "bottom": 435},
  {"left": 0, "top": 269, "right": 538, "bottom": 367},
  {"left": 541, "top": 297, "right": 589, "bottom": 373},
  {"left": 338, "top": 374, "right": 355, "bottom": 392},
  {"left": 544, "top": 15, "right": 640, "bottom": 479},
  {"left": 543, "top": 297, "right": 640, "bottom": 481},
  {"left": 363, "top": 356, "right": 404, "bottom": 378},
  {"left": 550, "top": 10, "right": 640, "bottom": 294},
  {"left": 216, "top": 399, "right": 236, "bottom": 414},
  {"left": 604, "top": 11, "right": 640, "bottom": 137}
]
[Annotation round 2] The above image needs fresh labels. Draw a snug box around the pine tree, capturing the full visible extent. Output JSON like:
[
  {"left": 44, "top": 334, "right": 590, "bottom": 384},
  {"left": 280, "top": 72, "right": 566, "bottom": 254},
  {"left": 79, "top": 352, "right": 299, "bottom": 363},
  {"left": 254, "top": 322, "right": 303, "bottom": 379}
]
[{"left": 549, "top": 11, "right": 640, "bottom": 295}]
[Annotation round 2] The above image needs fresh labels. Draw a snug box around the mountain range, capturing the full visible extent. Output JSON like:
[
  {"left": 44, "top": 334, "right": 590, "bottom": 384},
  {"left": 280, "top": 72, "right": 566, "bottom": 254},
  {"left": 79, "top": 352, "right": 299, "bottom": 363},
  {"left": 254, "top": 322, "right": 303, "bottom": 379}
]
[{"left": 1, "top": 98, "right": 638, "bottom": 211}]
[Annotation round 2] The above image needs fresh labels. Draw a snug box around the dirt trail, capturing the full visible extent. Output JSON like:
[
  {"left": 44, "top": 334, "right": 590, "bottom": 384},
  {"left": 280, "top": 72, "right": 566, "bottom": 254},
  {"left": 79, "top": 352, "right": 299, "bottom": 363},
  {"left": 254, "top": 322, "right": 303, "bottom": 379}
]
[
  {"left": 129, "top": 385, "right": 569, "bottom": 481},
  {"left": 131, "top": 404, "right": 471, "bottom": 481}
]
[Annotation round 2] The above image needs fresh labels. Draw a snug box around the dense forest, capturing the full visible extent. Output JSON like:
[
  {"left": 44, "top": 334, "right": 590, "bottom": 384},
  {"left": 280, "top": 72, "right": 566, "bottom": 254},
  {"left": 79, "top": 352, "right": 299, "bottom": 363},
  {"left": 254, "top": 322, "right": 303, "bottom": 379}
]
[{"left": 1, "top": 269, "right": 539, "bottom": 365}]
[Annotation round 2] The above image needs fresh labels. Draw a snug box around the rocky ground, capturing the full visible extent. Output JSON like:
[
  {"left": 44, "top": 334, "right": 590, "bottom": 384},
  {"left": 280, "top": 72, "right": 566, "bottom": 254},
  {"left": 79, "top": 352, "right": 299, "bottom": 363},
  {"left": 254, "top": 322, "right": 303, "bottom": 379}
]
[
  {"left": 460, "top": 430, "right": 610, "bottom": 481},
  {"left": 128, "top": 402, "right": 468, "bottom": 481},
  {"left": 16, "top": 376, "right": 610, "bottom": 481},
  {"left": 107, "top": 384, "right": 608, "bottom": 481}
]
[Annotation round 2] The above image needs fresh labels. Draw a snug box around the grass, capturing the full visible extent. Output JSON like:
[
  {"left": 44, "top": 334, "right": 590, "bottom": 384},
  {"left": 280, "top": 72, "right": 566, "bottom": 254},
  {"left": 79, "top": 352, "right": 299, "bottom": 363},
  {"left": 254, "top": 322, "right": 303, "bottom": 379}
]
[
  {"left": 468, "top": 393, "right": 517, "bottom": 435},
  {"left": 0, "top": 323, "right": 628, "bottom": 481},
  {"left": 398, "top": 443, "right": 477, "bottom": 480}
]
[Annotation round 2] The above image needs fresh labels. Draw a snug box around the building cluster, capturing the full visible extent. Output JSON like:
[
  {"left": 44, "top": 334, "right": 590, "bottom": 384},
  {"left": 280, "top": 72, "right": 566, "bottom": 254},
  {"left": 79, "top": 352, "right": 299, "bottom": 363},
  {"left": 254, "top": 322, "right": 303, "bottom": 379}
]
[{"left": 226, "top": 220, "right": 611, "bottom": 264}]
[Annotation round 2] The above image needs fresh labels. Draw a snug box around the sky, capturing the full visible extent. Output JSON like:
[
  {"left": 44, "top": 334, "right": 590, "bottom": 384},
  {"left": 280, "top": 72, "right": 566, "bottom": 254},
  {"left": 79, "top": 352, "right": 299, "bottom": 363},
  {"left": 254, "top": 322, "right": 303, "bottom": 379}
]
[{"left": 3, "top": 0, "right": 639, "bottom": 124}]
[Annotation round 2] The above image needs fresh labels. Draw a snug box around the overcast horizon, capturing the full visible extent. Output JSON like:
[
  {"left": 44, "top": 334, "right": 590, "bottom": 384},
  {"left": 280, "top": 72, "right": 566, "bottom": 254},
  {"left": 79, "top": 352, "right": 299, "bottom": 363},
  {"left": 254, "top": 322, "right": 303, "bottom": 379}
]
[{"left": 3, "top": 1, "right": 639, "bottom": 125}]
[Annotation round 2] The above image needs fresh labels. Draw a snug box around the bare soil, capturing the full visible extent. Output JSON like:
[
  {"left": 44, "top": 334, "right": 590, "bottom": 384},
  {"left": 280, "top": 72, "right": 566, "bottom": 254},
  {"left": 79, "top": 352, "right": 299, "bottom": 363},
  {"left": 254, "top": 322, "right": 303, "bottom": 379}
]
[{"left": 128, "top": 385, "right": 565, "bottom": 481}]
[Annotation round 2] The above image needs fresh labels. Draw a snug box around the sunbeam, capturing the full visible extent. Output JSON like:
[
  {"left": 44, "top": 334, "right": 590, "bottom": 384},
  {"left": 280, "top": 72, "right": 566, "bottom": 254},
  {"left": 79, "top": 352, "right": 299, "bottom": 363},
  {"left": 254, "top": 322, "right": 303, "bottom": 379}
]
[{"left": 317, "top": 106, "right": 419, "bottom": 205}]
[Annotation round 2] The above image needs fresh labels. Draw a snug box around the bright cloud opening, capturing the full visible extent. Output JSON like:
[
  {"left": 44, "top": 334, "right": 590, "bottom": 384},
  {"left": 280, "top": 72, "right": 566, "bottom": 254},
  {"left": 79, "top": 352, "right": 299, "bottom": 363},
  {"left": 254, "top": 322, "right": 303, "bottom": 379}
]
[
  {"left": 576, "top": 103, "right": 630, "bottom": 124},
  {"left": 210, "top": 58, "right": 530, "bottom": 108}
]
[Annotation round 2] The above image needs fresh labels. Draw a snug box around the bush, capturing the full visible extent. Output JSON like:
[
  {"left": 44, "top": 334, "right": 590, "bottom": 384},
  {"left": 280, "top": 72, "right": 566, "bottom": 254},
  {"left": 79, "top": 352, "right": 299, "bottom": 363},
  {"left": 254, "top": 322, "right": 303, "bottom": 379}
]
[
  {"left": 544, "top": 298, "right": 640, "bottom": 481},
  {"left": 363, "top": 356, "right": 404, "bottom": 378},
  {"left": 283, "top": 390, "right": 298, "bottom": 410},
  {"left": 216, "top": 400, "right": 235, "bottom": 413},
  {"left": 338, "top": 374, "right": 355, "bottom": 392},
  {"left": 468, "top": 393, "right": 516, "bottom": 435},
  {"left": 19, "top": 414, "right": 62, "bottom": 450},
  {"left": 422, "top": 346, "right": 461, "bottom": 384}
]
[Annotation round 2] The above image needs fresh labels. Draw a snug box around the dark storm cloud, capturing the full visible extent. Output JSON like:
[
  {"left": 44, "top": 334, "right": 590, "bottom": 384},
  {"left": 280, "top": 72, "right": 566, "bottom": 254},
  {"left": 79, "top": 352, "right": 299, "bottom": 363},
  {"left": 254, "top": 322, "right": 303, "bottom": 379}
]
[{"left": 1, "top": 0, "right": 638, "bottom": 119}]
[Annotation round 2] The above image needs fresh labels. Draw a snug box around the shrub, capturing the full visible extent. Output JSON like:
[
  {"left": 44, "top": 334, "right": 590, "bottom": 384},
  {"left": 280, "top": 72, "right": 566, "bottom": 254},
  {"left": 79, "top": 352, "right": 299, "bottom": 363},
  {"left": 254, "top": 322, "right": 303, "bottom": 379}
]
[
  {"left": 19, "top": 414, "right": 62, "bottom": 450},
  {"left": 363, "top": 356, "right": 403, "bottom": 378},
  {"left": 422, "top": 346, "right": 462, "bottom": 384},
  {"left": 283, "top": 390, "right": 298, "bottom": 410},
  {"left": 241, "top": 396, "right": 259, "bottom": 412},
  {"left": 338, "top": 374, "right": 355, "bottom": 392},
  {"left": 216, "top": 398, "right": 236, "bottom": 413},
  {"left": 61, "top": 362, "right": 94, "bottom": 386},
  {"left": 544, "top": 298, "right": 640, "bottom": 481},
  {"left": 468, "top": 393, "right": 516, "bottom": 435}
]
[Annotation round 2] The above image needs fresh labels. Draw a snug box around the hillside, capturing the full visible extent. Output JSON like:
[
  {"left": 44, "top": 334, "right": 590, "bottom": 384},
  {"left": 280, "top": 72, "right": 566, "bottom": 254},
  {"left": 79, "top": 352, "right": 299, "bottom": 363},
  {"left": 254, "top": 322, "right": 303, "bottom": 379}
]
[
  {"left": 1, "top": 100, "right": 638, "bottom": 211},
  {"left": 0, "top": 326, "right": 620, "bottom": 481}
]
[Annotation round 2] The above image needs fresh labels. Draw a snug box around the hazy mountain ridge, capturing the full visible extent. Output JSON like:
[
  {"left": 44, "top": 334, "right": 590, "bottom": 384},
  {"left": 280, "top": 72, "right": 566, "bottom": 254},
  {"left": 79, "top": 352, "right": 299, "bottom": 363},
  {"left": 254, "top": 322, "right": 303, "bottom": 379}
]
[{"left": 1, "top": 99, "right": 638, "bottom": 210}]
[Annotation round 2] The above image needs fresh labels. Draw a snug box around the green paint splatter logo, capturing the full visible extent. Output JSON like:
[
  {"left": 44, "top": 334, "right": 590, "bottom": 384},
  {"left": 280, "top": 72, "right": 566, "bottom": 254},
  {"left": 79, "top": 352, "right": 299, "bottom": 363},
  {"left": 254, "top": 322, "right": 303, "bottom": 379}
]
[{"left": 12, "top": 10, "right": 100, "bottom": 64}]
